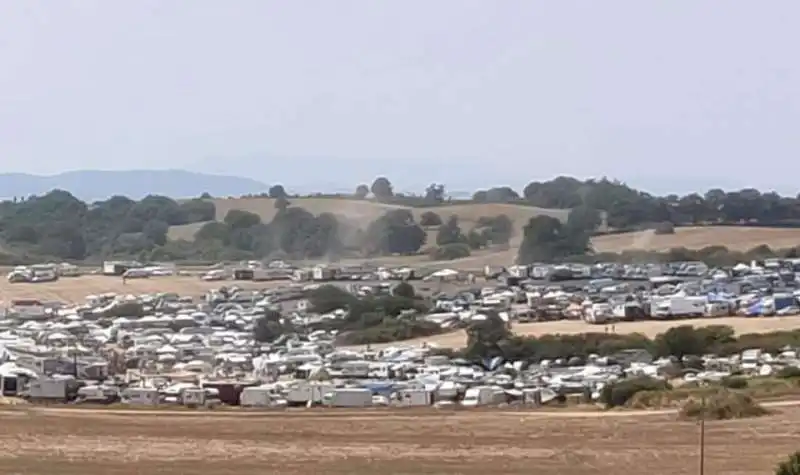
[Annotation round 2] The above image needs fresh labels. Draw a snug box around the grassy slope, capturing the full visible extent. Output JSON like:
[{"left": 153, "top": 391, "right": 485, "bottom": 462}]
[
  {"left": 166, "top": 198, "right": 800, "bottom": 267},
  {"left": 592, "top": 226, "right": 800, "bottom": 252},
  {"left": 167, "top": 197, "right": 571, "bottom": 242}
]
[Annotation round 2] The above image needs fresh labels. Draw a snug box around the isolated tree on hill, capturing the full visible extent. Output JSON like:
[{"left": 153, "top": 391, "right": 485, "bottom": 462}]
[
  {"left": 224, "top": 209, "right": 262, "bottom": 229},
  {"left": 464, "top": 310, "right": 510, "bottom": 360},
  {"left": 354, "top": 184, "right": 370, "bottom": 199},
  {"left": 274, "top": 196, "right": 291, "bottom": 212},
  {"left": 142, "top": 220, "right": 169, "bottom": 246},
  {"left": 472, "top": 190, "right": 488, "bottom": 202},
  {"left": 392, "top": 281, "right": 416, "bottom": 299},
  {"left": 436, "top": 215, "right": 465, "bottom": 246},
  {"left": 484, "top": 214, "right": 513, "bottom": 245},
  {"left": 467, "top": 229, "right": 488, "bottom": 250},
  {"left": 420, "top": 211, "right": 443, "bottom": 226},
  {"left": 268, "top": 184, "right": 288, "bottom": 199},
  {"left": 517, "top": 215, "right": 590, "bottom": 264},
  {"left": 362, "top": 209, "right": 425, "bottom": 255},
  {"left": 484, "top": 186, "right": 520, "bottom": 203},
  {"left": 566, "top": 205, "right": 601, "bottom": 233},
  {"left": 424, "top": 183, "right": 446, "bottom": 203},
  {"left": 371, "top": 177, "right": 394, "bottom": 200}
]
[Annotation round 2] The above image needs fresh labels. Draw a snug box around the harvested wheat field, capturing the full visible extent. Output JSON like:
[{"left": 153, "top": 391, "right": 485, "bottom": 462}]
[
  {"left": 592, "top": 226, "right": 800, "bottom": 253},
  {"left": 2, "top": 406, "right": 799, "bottom": 475},
  {"left": 0, "top": 275, "right": 278, "bottom": 302}
]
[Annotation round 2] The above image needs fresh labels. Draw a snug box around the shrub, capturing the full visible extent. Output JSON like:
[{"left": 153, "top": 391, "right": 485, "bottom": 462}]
[
  {"left": 776, "top": 366, "right": 800, "bottom": 379},
  {"left": 679, "top": 389, "right": 769, "bottom": 421},
  {"left": 336, "top": 320, "right": 443, "bottom": 345},
  {"left": 776, "top": 451, "right": 800, "bottom": 475},
  {"left": 721, "top": 376, "right": 749, "bottom": 389},
  {"left": 653, "top": 222, "right": 675, "bottom": 235},
  {"left": 420, "top": 211, "right": 443, "bottom": 227},
  {"left": 600, "top": 377, "right": 670, "bottom": 408},
  {"left": 430, "top": 243, "right": 471, "bottom": 261}
]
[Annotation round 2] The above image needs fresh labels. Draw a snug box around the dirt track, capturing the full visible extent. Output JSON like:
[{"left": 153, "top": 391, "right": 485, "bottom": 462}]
[{"left": 3, "top": 402, "right": 800, "bottom": 474}]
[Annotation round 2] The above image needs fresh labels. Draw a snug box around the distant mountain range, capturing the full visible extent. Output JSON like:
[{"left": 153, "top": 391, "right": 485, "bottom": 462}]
[{"left": 0, "top": 170, "right": 269, "bottom": 201}]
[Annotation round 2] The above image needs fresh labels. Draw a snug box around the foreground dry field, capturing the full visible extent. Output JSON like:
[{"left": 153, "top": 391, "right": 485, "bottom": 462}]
[{"left": 2, "top": 406, "right": 799, "bottom": 474}]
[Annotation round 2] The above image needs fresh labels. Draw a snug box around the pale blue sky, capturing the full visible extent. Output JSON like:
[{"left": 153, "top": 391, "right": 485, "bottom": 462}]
[{"left": 2, "top": 1, "right": 799, "bottom": 195}]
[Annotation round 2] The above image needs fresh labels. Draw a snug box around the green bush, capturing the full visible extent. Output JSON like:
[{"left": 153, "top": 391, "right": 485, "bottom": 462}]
[
  {"left": 776, "top": 451, "right": 800, "bottom": 475},
  {"left": 600, "top": 377, "right": 670, "bottom": 408},
  {"left": 430, "top": 243, "right": 471, "bottom": 261},
  {"left": 458, "top": 324, "right": 800, "bottom": 363},
  {"left": 653, "top": 221, "right": 675, "bottom": 235},
  {"left": 679, "top": 390, "right": 768, "bottom": 421},
  {"left": 721, "top": 376, "right": 749, "bottom": 389},
  {"left": 776, "top": 366, "right": 800, "bottom": 379},
  {"left": 420, "top": 211, "right": 443, "bottom": 226}
]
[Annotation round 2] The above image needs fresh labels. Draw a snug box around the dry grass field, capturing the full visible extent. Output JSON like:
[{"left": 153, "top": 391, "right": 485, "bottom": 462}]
[
  {"left": 592, "top": 226, "right": 800, "bottom": 253},
  {"left": 2, "top": 405, "right": 799, "bottom": 475}
]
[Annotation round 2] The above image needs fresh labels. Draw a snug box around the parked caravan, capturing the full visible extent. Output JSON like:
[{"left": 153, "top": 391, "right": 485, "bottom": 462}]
[
  {"left": 30, "top": 264, "right": 59, "bottom": 283},
  {"left": 103, "top": 261, "right": 139, "bottom": 276},
  {"left": 651, "top": 296, "right": 705, "bottom": 318},
  {"left": 322, "top": 388, "right": 373, "bottom": 408},
  {"left": 286, "top": 382, "right": 336, "bottom": 407},
  {"left": 26, "top": 378, "right": 81, "bottom": 402},
  {"left": 461, "top": 386, "right": 506, "bottom": 407},
  {"left": 394, "top": 388, "right": 432, "bottom": 407},
  {"left": 240, "top": 386, "right": 286, "bottom": 407},
  {"left": 121, "top": 387, "right": 161, "bottom": 405},
  {"left": 8, "top": 299, "right": 48, "bottom": 320}
]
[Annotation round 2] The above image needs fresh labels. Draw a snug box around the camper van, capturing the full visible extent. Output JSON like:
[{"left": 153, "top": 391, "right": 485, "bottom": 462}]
[
  {"left": 461, "top": 386, "right": 506, "bottom": 407},
  {"left": 30, "top": 264, "right": 58, "bottom": 283}
]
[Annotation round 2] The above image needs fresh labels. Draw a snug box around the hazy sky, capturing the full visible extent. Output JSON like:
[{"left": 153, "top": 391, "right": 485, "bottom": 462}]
[{"left": 2, "top": 1, "right": 799, "bottom": 195}]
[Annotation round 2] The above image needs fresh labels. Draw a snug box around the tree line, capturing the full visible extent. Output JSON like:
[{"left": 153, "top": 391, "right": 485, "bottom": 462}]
[
  {"left": 459, "top": 313, "right": 800, "bottom": 364},
  {"left": 259, "top": 175, "right": 800, "bottom": 231},
  {"left": 6, "top": 174, "right": 800, "bottom": 264},
  {"left": 0, "top": 190, "right": 515, "bottom": 263}
]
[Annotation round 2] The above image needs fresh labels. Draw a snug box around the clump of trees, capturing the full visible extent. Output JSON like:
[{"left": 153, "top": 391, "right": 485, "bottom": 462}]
[
  {"left": 776, "top": 452, "right": 800, "bottom": 475},
  {"left": 10, "top": 175, "right": 800, "bottom": 266},
  {"left": 449, "top": 321, "right": 800, "bottom": 364},
  {"left": 0, "top": 191, "right": 215, "bottom": 262},
  {"left": 295, "top": 284, "right": 441, "bottom": 345},
  {"left": 520, "top": 176, "right": 800, "bottom": 230},
  {"left": 679, "top": 390, "right": 769, "bottom": 420}
]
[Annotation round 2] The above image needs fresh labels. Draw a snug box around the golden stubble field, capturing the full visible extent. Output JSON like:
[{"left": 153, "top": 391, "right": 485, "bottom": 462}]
[
  {"left": 1, "top": 406, "right": 799, "bottom": 475},
  {"left": 592, "top": 226, "right": 800, "bottom": 253}
]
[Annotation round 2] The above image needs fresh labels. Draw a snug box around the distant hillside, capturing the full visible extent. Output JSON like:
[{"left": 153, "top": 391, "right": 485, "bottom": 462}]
[{"left": 0, "top": 170, "right": 268, "bottom": 201}]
